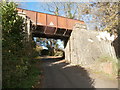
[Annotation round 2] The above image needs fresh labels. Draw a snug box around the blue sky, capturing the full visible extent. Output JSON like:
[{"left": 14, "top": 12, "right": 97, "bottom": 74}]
[{"left": 18, "top": 2, "right": 54, "bottom": 14}]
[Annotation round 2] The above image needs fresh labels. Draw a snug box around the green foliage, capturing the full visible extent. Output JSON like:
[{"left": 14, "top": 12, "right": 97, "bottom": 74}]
[
  {"left": 54, "top": 49, "right": 64, "bottom": 57},
  {"left": 36, "top": 37, "right": 64, "bottom": 56},
  {"left": 15, "top": 64, "right": 40, "bottom": 88},
  {"left": 88, "top": 2, "right": 119, "bottom": 34},
  {"left": 54, "top": 51, "right": 63, "bottom": 56},
  {"left": 1, "top": 1, "right": 40, "bottom": 88},
  {"left": 41, "top": 49, "right": 49, "bottom": 56}
]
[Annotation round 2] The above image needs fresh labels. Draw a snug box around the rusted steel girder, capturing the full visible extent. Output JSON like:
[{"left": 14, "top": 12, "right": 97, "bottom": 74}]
[{"left": 17, "top": 8, "right": 84, "bottom": 39}]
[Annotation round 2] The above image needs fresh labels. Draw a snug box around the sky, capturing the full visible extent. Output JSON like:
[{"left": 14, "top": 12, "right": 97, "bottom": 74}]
[{"left": 18, "top": 2, "right": 54, "bottom": 14}]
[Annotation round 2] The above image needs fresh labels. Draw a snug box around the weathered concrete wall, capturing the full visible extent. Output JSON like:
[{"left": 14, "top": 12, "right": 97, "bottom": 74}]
[{"left": 65, "top": 23, "right": 117, "bottom": 70}]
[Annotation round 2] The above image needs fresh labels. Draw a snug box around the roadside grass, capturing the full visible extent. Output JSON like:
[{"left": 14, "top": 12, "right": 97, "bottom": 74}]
[
  {"left": 97, "top": 55, "right": 118, "bottom": 76},
  {"left": 16, "top": 60, "right": 41, "bottom": 88},
  {"left": 19, "top": 65, "right": 41, "bottom": 88},
  {"left": 78, "top": 55, "right": 119, "bottom": 79}
]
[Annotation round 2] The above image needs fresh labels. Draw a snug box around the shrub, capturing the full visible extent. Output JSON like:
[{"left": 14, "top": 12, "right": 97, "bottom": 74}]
[
  {"left": 1, "top": 1, "right": 40, "bottom": 88},
  {"left": 41, "top": 49, "right": 49, "bottom": 56}
]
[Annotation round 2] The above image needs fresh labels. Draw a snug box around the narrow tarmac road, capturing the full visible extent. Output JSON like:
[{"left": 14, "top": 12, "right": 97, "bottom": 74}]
[{"left": 41, "top": 57, "right": 118, "bottom": 88}]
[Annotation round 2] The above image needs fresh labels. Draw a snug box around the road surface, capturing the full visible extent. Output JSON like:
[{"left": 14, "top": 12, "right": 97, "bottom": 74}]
[{"left": 40, "top": 57, "right": 118, "bottom": 88}]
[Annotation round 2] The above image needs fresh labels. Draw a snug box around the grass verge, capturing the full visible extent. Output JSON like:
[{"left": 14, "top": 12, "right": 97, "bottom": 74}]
[{"left": 17, "top": 60, "right": 42, "bottom": 88}]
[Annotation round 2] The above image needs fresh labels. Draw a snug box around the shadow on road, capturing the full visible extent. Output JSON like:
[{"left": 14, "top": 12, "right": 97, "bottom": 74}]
[
  {"left": 40, "top": 56, "right": 64, "bottom": 61},
  {"left": 40, "top": 57, "right": 95, "bottom": 88}
]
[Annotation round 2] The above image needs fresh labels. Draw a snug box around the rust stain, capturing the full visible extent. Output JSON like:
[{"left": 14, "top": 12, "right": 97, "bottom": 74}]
[{"left": 17, "top": 8, "right": 84, "bottom": 30}]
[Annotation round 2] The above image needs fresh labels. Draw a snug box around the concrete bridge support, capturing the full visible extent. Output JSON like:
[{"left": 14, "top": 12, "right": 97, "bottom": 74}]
[{"left": 64, "top": 23, "right": 117, "bottom": 74}]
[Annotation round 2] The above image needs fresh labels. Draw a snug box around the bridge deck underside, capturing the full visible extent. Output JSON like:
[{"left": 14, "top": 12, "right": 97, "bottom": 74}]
[{"left": 32, "top": 25, "right": 72, "bottom": 39}]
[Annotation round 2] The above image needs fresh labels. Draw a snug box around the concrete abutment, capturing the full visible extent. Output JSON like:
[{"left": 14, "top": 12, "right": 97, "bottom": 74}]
[{"left": 64, "top": 23, "right": 118, "bottom": 75}]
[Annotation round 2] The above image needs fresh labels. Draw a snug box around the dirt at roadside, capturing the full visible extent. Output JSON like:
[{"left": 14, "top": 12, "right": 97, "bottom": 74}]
[{"left": 33, "top": 60, "right": 43, "bottom": 88}]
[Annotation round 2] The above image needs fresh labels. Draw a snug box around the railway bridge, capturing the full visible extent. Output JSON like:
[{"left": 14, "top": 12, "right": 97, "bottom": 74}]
[
  {"left": 17, "top": 8, "right": 117, "bottom": 74},
  {"left": 17, "top": 8, "right": 85, "bottom": 40}
]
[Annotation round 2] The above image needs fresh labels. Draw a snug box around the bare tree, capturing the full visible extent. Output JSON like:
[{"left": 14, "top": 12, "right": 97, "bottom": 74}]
[{"left": 85, "top": 2, "right": 119, "bottom": 34}]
